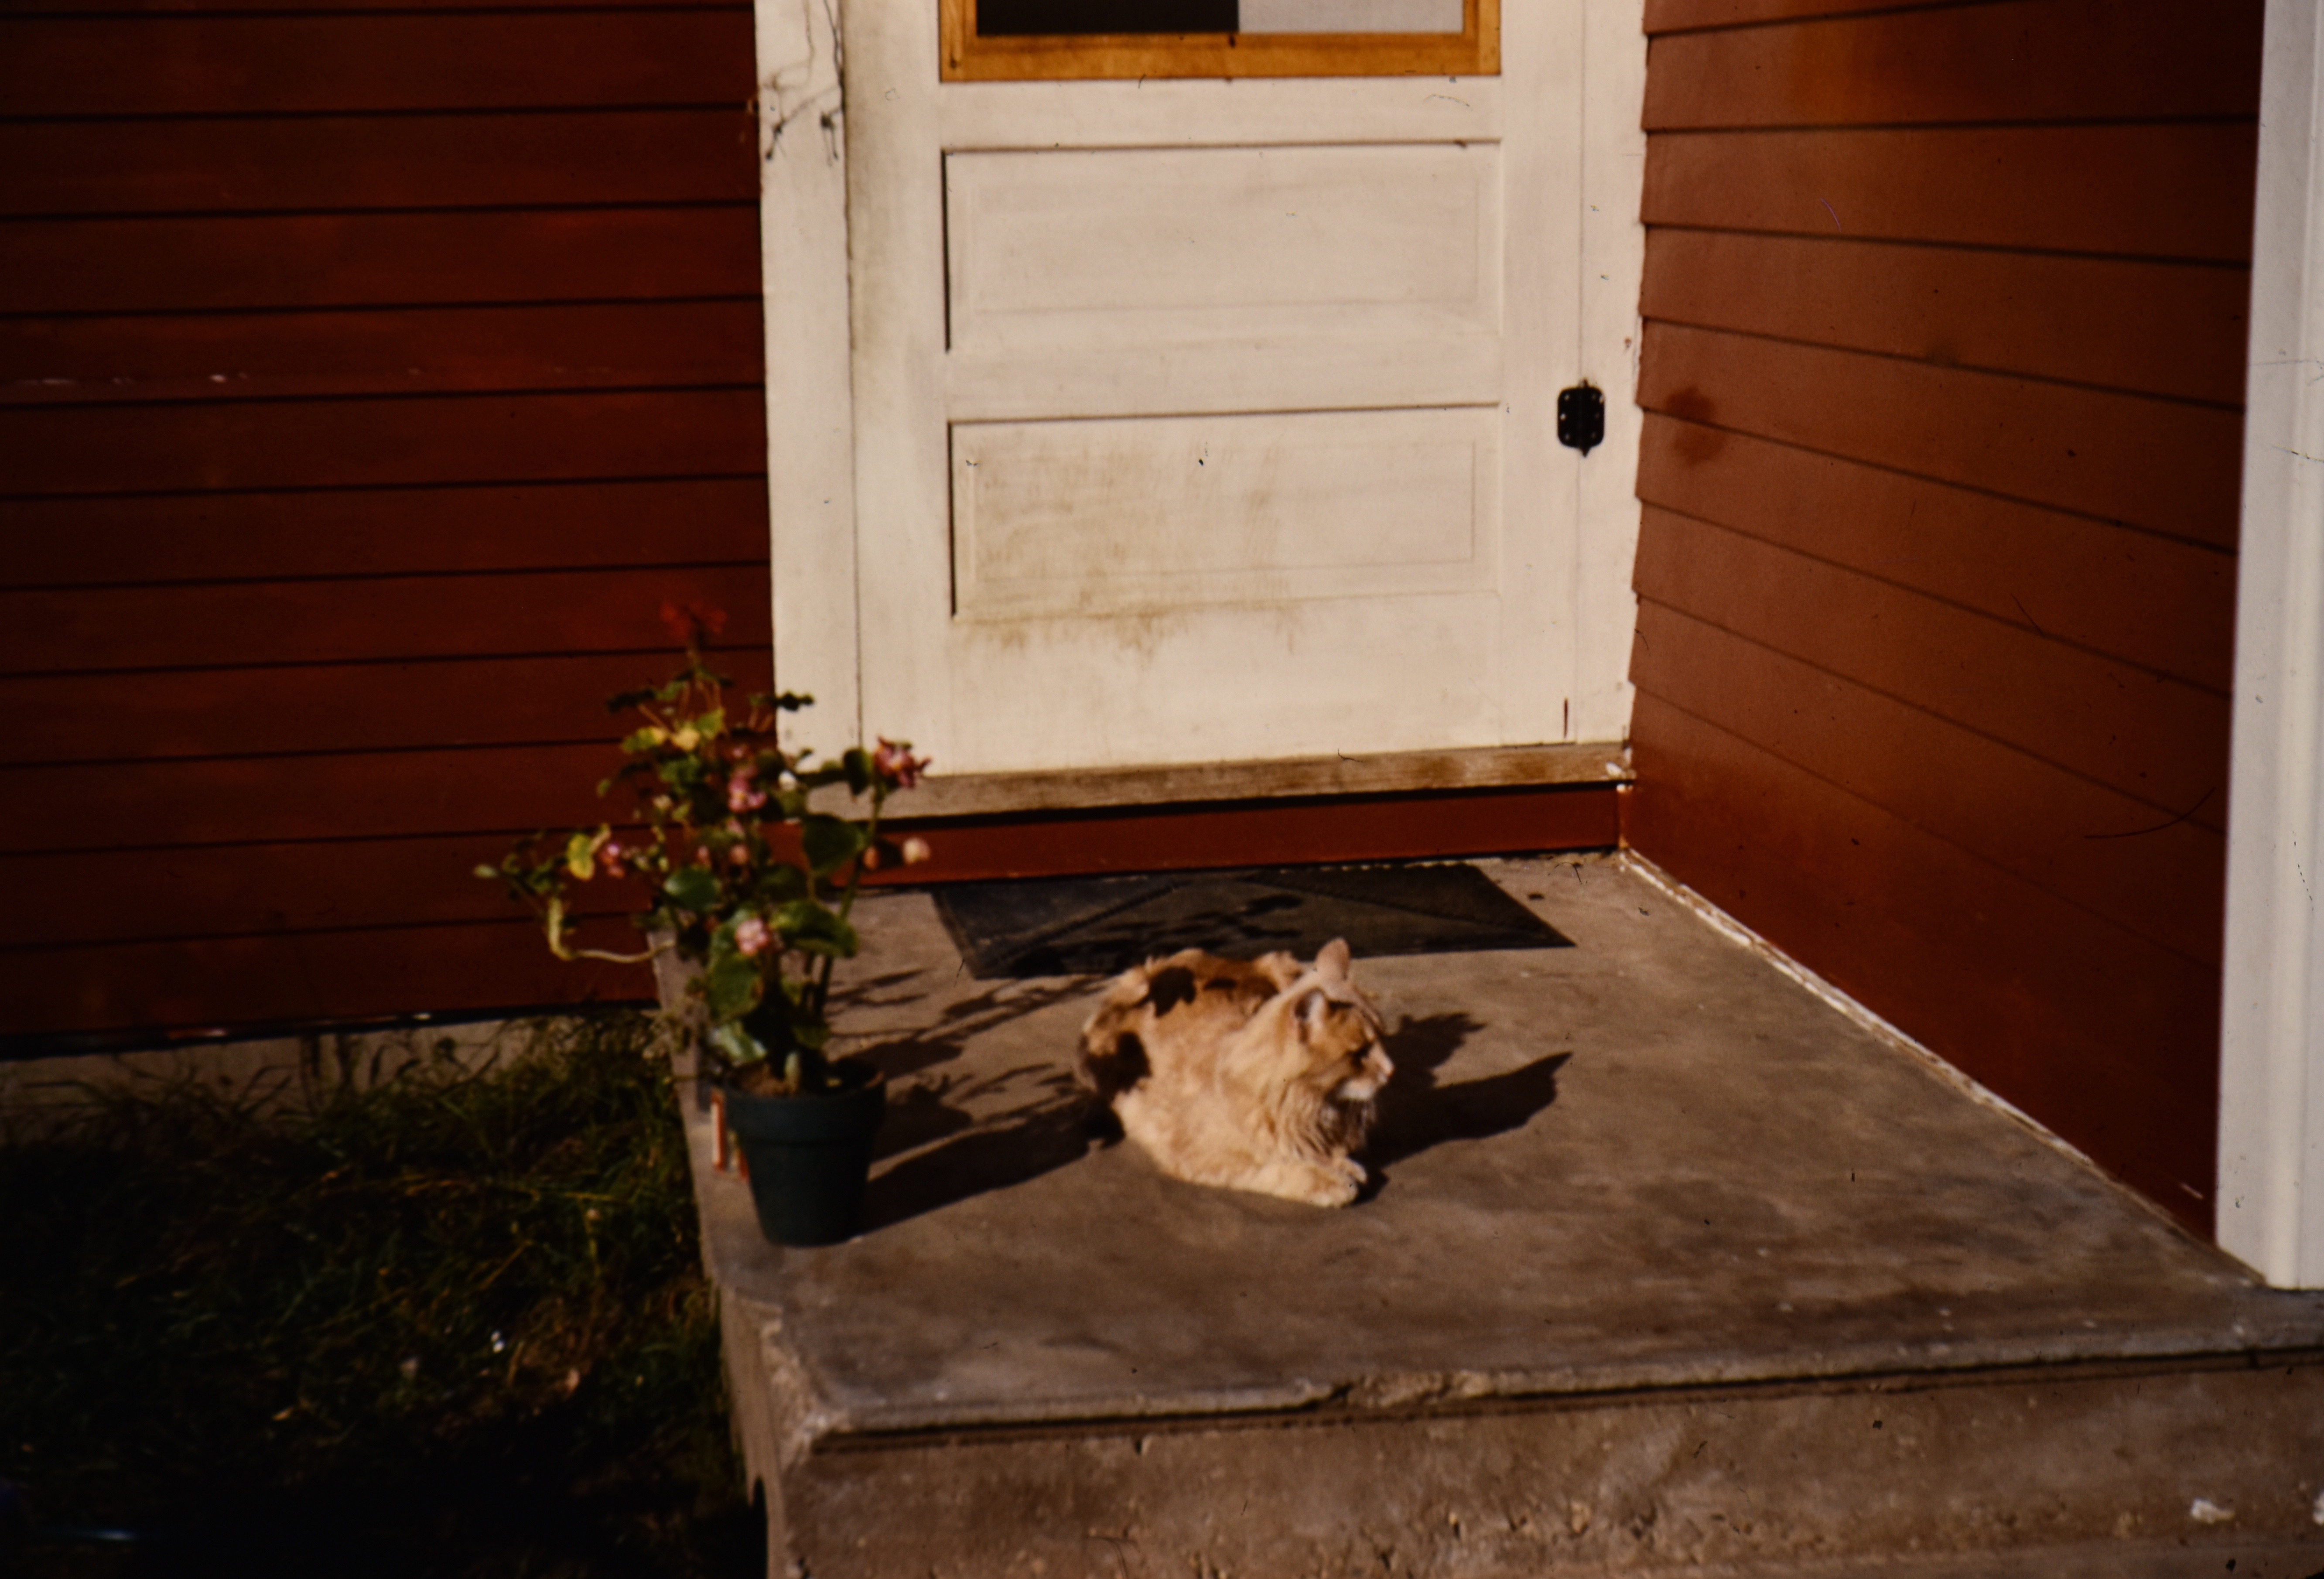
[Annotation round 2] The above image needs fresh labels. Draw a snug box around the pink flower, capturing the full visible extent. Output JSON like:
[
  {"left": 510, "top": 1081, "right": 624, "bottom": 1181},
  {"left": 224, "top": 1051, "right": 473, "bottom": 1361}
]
[
  {"left": 728, "top": 842, "right": 752, "bottom": 867},
  {"left": 727, "top": 766, "right": 767, "bottom": 813},
  {"left": 600, "top": 841, "right": 628, "bottom": 878},
  {"left": 734, "top": 916, "right": 770, "bottom": 957},
  {"left": 872, "top": 737, "right": 931, "bottom": 791},
  {"left": 901, "top": 836, "right": 932, "bottom": 866}
]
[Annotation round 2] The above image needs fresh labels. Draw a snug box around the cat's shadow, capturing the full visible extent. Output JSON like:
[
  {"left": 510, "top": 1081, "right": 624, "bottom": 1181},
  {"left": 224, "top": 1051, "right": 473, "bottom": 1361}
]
[{"left": 1363, "top": 1012, "right": 1570, "bottom": 1187}]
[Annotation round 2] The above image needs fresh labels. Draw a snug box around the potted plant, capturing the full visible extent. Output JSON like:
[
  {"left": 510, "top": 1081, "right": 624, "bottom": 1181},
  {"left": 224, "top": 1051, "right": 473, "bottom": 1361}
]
[{"left": 481, "top": 605, "right": 930, "bottom": 1246}]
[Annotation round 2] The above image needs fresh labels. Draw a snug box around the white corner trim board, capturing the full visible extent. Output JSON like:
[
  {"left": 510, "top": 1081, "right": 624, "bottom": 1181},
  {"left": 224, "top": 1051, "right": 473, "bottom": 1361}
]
[
  {"left": 756, "top": 0, "right": 861, "bottom": 748},
  {"left": 2221, "top": 0, "right": 2324, "bottom": 1289}
]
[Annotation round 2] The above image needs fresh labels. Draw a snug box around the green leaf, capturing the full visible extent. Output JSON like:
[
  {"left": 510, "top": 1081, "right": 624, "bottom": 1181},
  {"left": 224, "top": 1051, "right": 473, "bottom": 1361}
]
[
  {"left": 708, "top": 1021, "right": 770, "bottom": 1068},
  {"left": 775, "top": 899, "right": 858, "bottom": 959},
  {"left": 702, "top": 949, "right": 762, "bottom": 1025},
  {"left": 472, "top": 864, "right": 499, "bottom": 881},
  {"left": 800, "top": 815, "right": 864, "bottom": 878},
  {"left": 620, "top": 727, "right": 667, "bottom": 755},
  {"left": 663, "top": 865, "right": 721, "bottom": 913},
  {"left": 605, "top": 687, "right": 659, "bottom": 713},
  {"left": 841, "top": 747, "right": 874, "bottom": 797},
  {"left": 748, "top": 862, "right": 809, "bottom": 905}
]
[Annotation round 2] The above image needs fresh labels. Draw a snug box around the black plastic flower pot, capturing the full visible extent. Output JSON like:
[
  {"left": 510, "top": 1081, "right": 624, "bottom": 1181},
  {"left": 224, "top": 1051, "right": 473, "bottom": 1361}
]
[{"left": 720, "top": 1062, "right": 885, "bottom": 1247}]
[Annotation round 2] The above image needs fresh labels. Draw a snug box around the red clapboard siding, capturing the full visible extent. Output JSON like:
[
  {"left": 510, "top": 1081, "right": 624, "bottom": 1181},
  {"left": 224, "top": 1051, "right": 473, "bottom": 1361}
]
[
  {"left": 0, "top": 918, "right": 657, "bottom": 1038},
  {"left": 1627, "top": 695, "right": 2219, "bottom": 1236},
  {"left": 0, "top": 479, "right": 771, "bottom": 589},
  {"left": 1643, "top": 124, "right": 2259, "bottom": 260},
  {"left": 0, "top": 647, "right": 779, "bottom": 765},
  {"left": 1, "top": 111, "right": 757, "bottom": 218},
  {"left": 1639, "top": 323, "right": 2245, "bottom": 547},
  {"left": 1, "top": 301, "right": 765, "bottom": 405},
  {"left": 1644, "top": 0, "right": 2262, "bottom": 128},
  {"left": 1634, "top": 508, "right": 2232, "bottom": 825},
  {"left": 1630, "top": 603, "right": 2227, "bottom": 967},
  {"left": 0, "top": 209, "right": 760, "bottom": 315},
  {"left": 0, "top": 0, "right": 771, "bottom": 1037},
  {"left": 0, "top": 13, "right": 754, "bottom": 116},
  {"left": 1634, "top": 417, "right": 2237, "bottom": 690},
  {"left": 1631, "top": 0, "right": 2259, "bottom": 1239},
  {"left": 0, "top": 388, "right": 766, "bottom": 496},
  {"left": 0, "top": 836, "right": 659, "bottom": 950},
  {"left": 0, "top": 567, "right": 772, "bottom": 675},
  {"left": 1641, "top": 230, "right": 2252, "bottom": 406}
]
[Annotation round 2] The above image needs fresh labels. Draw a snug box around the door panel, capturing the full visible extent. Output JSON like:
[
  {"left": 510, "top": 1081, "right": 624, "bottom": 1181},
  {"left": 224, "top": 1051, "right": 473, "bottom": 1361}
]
[
  {"left": 945, "top": 143, "right": 1500, "bottom": 351},
  {"left": 844, "top": 0, "right": 1579, "bottom": 777},
  {"left": 951, "top": 407, "right": 1499, "bottom": 621}
]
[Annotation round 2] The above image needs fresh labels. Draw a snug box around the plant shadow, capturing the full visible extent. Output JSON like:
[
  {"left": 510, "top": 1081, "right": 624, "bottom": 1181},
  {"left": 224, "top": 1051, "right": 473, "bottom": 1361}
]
[
  {"left": 858, "top": 1073, "right": 1097, "bottom": 1233},
  {"left": 1364, "top": 1012, "right": 1570, "bottom": 1186},
  {"left": 829, "top": 972, "right": 1106, "bottom": 1229}
]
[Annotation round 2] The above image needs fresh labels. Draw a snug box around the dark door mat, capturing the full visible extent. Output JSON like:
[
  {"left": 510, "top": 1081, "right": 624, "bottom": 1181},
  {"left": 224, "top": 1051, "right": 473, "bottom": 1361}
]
[{"left": 932, "top": 862, "right": 1572, "bottom": 979}]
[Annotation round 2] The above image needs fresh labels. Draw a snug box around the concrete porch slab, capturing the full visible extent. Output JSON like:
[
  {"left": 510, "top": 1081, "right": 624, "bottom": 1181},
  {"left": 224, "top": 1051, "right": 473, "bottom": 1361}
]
[{"left": 684, "top": 854, "right": 2324, "bottom": 1578}]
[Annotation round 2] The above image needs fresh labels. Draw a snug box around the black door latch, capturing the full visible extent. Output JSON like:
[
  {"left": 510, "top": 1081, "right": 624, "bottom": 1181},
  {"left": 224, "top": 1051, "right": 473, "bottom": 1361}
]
[{"left": 1557, "top": 382, "right": 1605, "bottom": 456}]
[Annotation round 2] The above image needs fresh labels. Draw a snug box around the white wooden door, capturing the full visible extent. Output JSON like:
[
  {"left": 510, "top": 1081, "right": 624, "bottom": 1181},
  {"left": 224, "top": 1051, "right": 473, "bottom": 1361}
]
[{"left": 830, "top": 3, "right": 1633, "bottom": 779}]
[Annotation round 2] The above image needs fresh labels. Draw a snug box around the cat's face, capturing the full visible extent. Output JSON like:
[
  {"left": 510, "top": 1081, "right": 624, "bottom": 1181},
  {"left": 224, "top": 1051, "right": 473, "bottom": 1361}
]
[{"left": 1295, "top": 988, "right": 1393, "bottom": 1104}]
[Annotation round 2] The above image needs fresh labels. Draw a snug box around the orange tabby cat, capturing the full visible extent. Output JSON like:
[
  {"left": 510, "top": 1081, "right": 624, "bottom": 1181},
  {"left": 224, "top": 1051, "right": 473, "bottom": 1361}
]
[{"left": 1075, "top": 938, "right": 1392, "bottom": 1207}]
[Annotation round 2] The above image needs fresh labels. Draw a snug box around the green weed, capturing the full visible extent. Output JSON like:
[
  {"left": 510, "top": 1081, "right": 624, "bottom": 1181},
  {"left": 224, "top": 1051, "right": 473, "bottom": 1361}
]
[{"left": 0, "top": 1012, "right": 759, "bottom": 1577}]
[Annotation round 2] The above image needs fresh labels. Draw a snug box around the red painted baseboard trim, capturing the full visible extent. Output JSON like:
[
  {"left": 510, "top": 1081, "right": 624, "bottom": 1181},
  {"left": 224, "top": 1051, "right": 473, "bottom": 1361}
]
[{"left": 875, "top": 782, "right": 1623, "bottom": 885}]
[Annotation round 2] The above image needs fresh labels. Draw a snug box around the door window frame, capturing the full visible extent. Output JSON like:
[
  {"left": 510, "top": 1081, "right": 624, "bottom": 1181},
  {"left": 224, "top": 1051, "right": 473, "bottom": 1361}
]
[{"left": 938, "top": 0, "right": 1498, "bottom": 81}]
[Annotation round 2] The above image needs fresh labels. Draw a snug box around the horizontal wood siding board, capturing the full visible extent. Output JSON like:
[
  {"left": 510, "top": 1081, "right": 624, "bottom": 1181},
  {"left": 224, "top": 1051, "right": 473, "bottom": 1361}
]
[
  {"left": 1633, "top": 417, "right": 2236, "bottom": 689},
  {"left": 1, "top": 112, "right": 757, "bottom": 217},
  {"left": 3, "top": 0, "right": 728, "bottom": 14},
  {"left": 1626, "top": 695, "right": 2218, "bottom": 1234},
  {"left": 1638, "top": 323, "right": 2244, "bottom": 546},
  {"left": 1645, "top": 0, "right": 1948, "bottom": 29},
  {"left": 0, "top": 919, "right": 655, "bottom": 1039},
  {"left": 1642, "top": 124, "right": 2259, "bottom": 260},
  {"left": 1644, "top": 0, "right": 2262, "bottom": 129},
  {"left": 0, "top": 647, "right": 777, "bottom": 765},
  {"left": 1631, "top": 508, "right": 2232, "bottom": 825},
  {"left": 0, "top": 388, "right": 766, "bottom": 496},
  {"left": 1631, "top": 602, "right": 2226, "bottom": 966},
  {"left": 0, "top": 209, "right": 760, "bottom": 315},
  {"left": 5, "top": 742, "right": 666, "bottom": 852},
  {"left": 0, "top": 12, "right": 753, "bottom": 116},
  {"left": 1641, "top": 229, "right": 2253, "bottom": 406},
  {"left": 0, "top": 834, "right": 659, "bottom": 949},
  {"left": 0, "top": 479, "right": 770, "bottom": 589},
  {"left": 0, "top": 301, "right": 765, "bottom": 406},
  {"left": 0, "top": 566, "right": 772, "bottom": 675}
]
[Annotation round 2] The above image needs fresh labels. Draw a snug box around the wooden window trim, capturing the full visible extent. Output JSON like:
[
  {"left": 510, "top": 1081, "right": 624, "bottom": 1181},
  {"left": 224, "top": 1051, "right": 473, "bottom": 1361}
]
[{"left": 939, "top": 0, "right": 1498, "bottom": 82}]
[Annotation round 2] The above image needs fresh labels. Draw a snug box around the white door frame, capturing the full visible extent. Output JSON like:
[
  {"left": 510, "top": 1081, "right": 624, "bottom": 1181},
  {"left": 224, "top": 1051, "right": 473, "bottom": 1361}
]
[
  {"left": 747, "top": 0, "right": 1643, "bottom": 782},
  {"left": 2221, "top": 0, "right": 2324, "bottom": 1288}
]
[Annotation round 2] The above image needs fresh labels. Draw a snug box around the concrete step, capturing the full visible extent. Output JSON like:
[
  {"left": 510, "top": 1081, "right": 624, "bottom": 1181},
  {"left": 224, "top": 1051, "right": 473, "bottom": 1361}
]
[{"left": 685, "top": 855, "right": 2324, "bottom": 1578}]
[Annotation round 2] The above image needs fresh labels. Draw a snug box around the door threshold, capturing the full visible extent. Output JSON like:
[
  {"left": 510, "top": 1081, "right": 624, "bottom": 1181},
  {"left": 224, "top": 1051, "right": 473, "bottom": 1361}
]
[{"left": 876, "top": 741, "right": 1632, "bottom": 820}]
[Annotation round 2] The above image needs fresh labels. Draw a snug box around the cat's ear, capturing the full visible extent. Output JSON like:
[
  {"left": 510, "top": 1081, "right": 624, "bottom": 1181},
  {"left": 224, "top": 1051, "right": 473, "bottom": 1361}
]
[
  {"left": 1316, "top": 938, "right": 1352, "bottom": 980},
  {"left": 1295, "top": 988, "right": 1329, "bottom": 1042}
]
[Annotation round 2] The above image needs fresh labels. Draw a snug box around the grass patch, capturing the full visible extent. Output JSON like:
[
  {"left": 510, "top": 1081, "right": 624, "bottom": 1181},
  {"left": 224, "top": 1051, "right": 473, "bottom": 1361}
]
[{"left": 0, "top": 1012, "right": 760, "bottom": 1578}]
